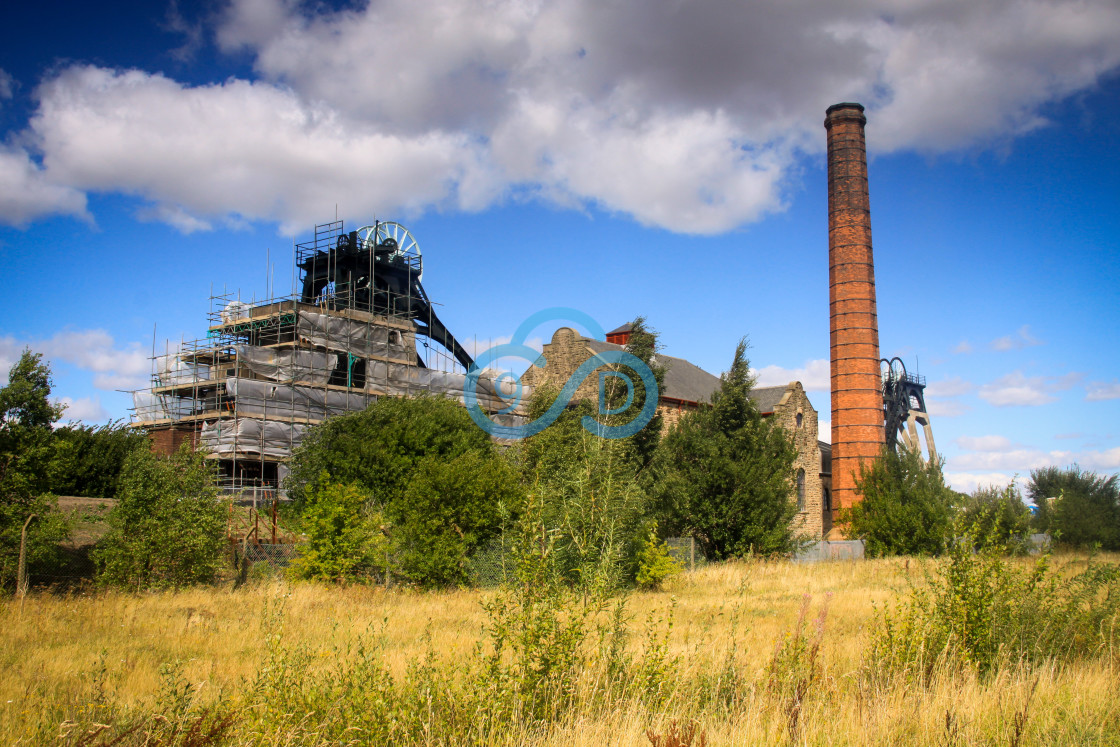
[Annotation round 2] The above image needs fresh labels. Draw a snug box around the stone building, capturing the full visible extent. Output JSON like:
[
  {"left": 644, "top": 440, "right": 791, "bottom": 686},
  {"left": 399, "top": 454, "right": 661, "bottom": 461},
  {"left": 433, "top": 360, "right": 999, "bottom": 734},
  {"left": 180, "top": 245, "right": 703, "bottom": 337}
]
[{"left": 520, "top": 324, "right": 833, "bottom": 538}]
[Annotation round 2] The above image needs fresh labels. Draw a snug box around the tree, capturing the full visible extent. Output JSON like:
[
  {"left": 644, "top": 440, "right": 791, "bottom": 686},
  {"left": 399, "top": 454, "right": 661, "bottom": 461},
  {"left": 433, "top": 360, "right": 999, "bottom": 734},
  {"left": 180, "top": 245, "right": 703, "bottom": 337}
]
[
  {"left": 49, "top": 420, "right": 148, "bottom": 498},
  {"left": 842, "top": 446, "right": 955, "bottom": 557},
  {"left": 0, "top": 350, "right": 69, "bottom": 586},
  {"left": 614, "top": 316, "right": 665, "bottom": 470},
  {"left": 650, "top": 339, "right": 800, "bottom": 559},
  {"left": 94, "top": 445, "right": 227, "bottom": 588},
  {"left": 956, "top": 483, "right": 1033, "bottom": 553},
  {"left": 290, "top": 478, "right": 388, "bottom": 582},
  {"left": 285, "top": 394, "right": 520, "bottom": 587},
  {"left": 515, "top": 388, "right": 649, "bottom": 588},
  {"left": 1028, "top": 465, "right": 1119, "bottom": 550}
]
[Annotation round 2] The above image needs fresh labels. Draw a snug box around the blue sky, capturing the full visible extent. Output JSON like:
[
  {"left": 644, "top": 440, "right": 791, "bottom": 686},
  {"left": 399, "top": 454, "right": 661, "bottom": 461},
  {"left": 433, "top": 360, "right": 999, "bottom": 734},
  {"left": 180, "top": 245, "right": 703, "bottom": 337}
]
[{"left": 1, "top": 0, "right": 1118, "bottom": 494}]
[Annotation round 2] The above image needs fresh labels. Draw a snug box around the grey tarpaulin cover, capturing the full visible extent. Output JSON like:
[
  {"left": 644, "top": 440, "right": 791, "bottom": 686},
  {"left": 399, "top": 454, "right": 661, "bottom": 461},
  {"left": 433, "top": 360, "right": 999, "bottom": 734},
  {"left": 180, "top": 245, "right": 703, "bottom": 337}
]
[
  {"left": 226, "top": 378, "right": 376, "bottom": 421},
  {"left": 199, "top": 417, "right": 307, "bottom": 459},
  {"left": 297, "top": 310, "right": 412, "bottom": 361},
  {"left": 235, "top": 345, "right": 337, "bottom": 384}
]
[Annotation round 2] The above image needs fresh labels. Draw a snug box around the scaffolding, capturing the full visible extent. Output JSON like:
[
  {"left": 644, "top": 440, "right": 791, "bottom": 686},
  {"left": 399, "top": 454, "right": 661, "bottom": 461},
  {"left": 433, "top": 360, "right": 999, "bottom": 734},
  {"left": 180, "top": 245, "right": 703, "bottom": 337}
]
[{"left": 131, "top": 220, "right": 527, "bottom": 500}]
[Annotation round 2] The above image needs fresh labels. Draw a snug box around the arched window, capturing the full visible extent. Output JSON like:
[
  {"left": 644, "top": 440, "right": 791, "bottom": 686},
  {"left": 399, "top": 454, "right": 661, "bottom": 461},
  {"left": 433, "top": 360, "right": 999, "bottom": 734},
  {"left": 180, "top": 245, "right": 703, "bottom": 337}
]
[
  {"left": 797, "top": 469, "right": 806, "bottom": 512},
  {"left": 796, "top": 412, "right": 803, "bottom": 429}
]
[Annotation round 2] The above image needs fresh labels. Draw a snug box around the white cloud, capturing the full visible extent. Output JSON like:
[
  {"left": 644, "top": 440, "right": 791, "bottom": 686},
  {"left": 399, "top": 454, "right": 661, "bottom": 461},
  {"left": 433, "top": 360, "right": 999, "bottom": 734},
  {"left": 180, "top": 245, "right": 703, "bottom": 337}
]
[
  {"left": 1086, "top": 379, "right": 1120, "bottom": 401},
  {"left": 0, "top": 146, "right": 90, "bottom": 227},
  {"left": 55, "top": 396, "right": 110, "bottom": 424},
  {"left": 926, "top": 376, "right": 975, "bottom": 398},
  {"left": 956, "top": 434, "right": 1013, "bottom": 452},
  {"left": 927, "top": 399, "right": 970, "bottom": 418},
  {"left": 977, "top": 370, "right": 1081, "bottom": 407},
  {"left": 0, "top": 330, "right": 150, "bottom": 391},
  {"left": 944, "top": 471, "right": 1019, "bottom": 494},
  {"left": 752, "top": 358, "right": 829, "bottom": 391},
  {"left": 953, "top": 340, "right": 973, "bottom": 354},
  {"left": 4, "top": 0, "right": 1119, "bottom": 232},
  {"left": 989, "top": 324, "right": 1043, "bottom": 351}
]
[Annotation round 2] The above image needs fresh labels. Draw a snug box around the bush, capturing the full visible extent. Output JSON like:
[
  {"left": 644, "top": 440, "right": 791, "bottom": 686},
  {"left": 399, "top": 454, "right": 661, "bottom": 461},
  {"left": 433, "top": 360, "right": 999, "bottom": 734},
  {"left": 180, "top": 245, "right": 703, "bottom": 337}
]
[
  {"left": 868, "top": 527, "right": 1120, "bottom": 680},
  {"left": 634, "top": 523, "right": 682, "bottom": 590},
  {"left": 957, "top": 482, "right": 1033, "bottom": 553},
  {"left": 1028, "top": 465, "right": 1119, "bottom": 550},
  {"left": 289, "top": 478, "right": 388, "bottom": 582},
  {"left": 48, "top": 420, "right": 148, "bottom": 499},
  {"left": 94, "top": 445, "right": 227, "bottom": 589},
  {"left": 842, "top": 446, "right": 955, "bottom": 557}
]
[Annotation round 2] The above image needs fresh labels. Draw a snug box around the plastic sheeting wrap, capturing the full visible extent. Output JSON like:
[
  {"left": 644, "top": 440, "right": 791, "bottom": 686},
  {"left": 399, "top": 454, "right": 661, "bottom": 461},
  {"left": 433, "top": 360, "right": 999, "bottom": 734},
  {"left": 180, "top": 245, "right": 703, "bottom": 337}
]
[
  {"left": 154, "top": 353, "right": 210, "bottom": 386},
  {"left": 235, "top": 345, "right": 337, "bottom": 384},
  {"left": 297, "top": 310, "right": 412, "bottom": 361},
  {"left": 132, "top": 390, "right": 195, "bottom": 422},
  {"left": 199, "top": 417, "right": 307, "bottom": 459},
  {"left": 364, "top": 362, "right": 529, "bottom": 414},
  {"left": 226, "top": 378, "right": 376, "bottom": 421}
]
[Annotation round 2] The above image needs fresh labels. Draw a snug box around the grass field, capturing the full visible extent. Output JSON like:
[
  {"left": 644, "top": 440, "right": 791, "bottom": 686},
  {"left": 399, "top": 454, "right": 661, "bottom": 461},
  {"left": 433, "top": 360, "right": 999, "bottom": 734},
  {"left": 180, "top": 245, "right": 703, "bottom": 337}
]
[{"left": 2, "top": 553, "right": 1118, "bottom": 746}]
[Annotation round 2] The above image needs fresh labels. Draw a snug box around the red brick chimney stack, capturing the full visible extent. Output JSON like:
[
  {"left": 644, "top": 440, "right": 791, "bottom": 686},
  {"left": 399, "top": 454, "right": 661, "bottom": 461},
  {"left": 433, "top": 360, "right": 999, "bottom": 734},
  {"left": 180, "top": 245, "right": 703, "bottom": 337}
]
[{"left": 825, "top": 102, "right": 883, "bottom": 527}]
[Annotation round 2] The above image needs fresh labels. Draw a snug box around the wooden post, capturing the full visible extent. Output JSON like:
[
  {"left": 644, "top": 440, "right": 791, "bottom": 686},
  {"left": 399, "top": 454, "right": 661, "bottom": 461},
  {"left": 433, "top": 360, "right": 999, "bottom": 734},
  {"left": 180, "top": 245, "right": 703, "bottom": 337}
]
[
  {"left": 689, "top": 536, "right": 695, "bottom": 573},
  {"left": 271, "top": 495, "right": 277, "bottom": 545},
  {"left": 17, "top": 514, "right": 36, "bottom": 600}
]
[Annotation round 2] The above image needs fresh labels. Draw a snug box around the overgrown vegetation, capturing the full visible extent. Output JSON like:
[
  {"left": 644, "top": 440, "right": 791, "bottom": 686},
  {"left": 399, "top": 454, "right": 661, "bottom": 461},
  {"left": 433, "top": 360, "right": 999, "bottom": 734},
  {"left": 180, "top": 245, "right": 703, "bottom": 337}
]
[
  {"left": 1028, "top": 465, "right": 1120, "bottom": 550},
  {"left": 94, "top": 444, "right": 227, "bottom": 589},
  {"left": 48, "top": 420, "right": 148, "bottom": 499},
  {"left": 0, "top": 350, "right": 70, "bottom": 586},
  {"left": 841, "top": 445, "right": 956, "bottom": 557},
  {"left": 650, "top": 339, "right": 801, "bottom": 559},
  {"left": 869, "top": 525, "right": 1120, "bottom": 680}
]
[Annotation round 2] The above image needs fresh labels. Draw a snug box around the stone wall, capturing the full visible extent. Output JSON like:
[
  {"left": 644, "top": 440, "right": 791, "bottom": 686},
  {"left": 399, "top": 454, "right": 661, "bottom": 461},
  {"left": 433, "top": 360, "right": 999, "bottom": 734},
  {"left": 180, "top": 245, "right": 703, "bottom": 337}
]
[{"left": 769, "top": 382, "right": 826, "bottom": 538}]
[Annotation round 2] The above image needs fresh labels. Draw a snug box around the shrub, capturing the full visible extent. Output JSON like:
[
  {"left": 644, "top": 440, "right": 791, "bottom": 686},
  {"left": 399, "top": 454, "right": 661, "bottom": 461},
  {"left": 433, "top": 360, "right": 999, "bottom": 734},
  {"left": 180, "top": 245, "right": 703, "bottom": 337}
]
[
  {"left": 868, "top": 525, "right": 1120, "bottom": 680},
  {"left": 289, "top": 478, "right": 388, "bottom": 582},
  {"left": 48, "top": 420, "right": 148, "bottom": 499},
  {"left": 842, "top": 446, "right": 954, "bottom": 557},
  {"left": 1028, "top": 465, "right": 1119, "bottom": 550},
  {"left": 957, "top": 482, "right": 1033, "bottom": 553},
  {"left": 635, "top": 523, "right": 682, "bottom": 590},
  {"left": 94, "top": 445, "right": 227, "bottom": 589}
]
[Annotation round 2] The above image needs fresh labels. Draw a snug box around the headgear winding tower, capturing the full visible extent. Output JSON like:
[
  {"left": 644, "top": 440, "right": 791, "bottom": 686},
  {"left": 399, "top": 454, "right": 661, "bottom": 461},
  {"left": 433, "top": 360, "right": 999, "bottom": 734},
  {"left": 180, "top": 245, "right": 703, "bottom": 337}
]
[{"left": 825, "top": 102, "right": 884, "bottom": 524}]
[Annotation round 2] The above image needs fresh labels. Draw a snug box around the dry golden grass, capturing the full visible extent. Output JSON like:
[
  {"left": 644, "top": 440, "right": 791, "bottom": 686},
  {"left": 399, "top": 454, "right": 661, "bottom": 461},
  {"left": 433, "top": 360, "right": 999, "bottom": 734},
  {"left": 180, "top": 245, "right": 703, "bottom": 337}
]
[{"left": 2, "top": 554, "right": 1117, "bottom": 745}]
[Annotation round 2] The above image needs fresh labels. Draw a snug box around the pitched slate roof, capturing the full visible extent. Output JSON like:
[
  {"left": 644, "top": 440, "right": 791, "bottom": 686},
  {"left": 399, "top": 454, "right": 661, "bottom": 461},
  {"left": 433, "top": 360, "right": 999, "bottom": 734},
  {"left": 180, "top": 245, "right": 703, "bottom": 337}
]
[{"left": 582, "top": 336, "right": 792, "bottom": 409}]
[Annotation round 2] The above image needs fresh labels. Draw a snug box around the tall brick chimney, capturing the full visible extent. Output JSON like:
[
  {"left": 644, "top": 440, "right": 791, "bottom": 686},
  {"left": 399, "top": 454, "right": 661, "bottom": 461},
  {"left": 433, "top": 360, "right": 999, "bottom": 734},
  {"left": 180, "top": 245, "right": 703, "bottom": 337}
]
[{"left": 825, "top": 102, "right": 883, "bottom": 526}]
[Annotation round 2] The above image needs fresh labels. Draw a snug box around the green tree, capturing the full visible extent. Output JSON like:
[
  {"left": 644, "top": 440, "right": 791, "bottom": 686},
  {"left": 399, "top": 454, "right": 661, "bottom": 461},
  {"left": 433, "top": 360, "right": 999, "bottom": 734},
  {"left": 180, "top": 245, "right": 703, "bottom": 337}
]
[
  {"left": 286, "top": 394, "right": 520, "bottom": 587},
  {"left": 956, "top": 483, "right": 1033, "bottom": 553},
  {"left": 94, "top": 445, "right": 227, "bottom": 588},
  {"left": 516, "top": 389, "right": 649, "bottom": 588},
  {"left": 0, "top": 350, "right": 69, "bottom": 586},
  {"left": 650, "top": 339, "right": 800, "bottom": 559},
  {"left": 613, "top": 316, "right": 666, "bottom": 470},
  {"left": 290, "top": 478, "right": 388, "bottom": 582},
  {"left": 1028, "top": 465, "right": 1119, "bottom": 549},
  {"left": 842, "top": 446, "right": 955, "bottom": 557},
  {"left": 49, "top": 420, "right": 148, "bottom": 498}
]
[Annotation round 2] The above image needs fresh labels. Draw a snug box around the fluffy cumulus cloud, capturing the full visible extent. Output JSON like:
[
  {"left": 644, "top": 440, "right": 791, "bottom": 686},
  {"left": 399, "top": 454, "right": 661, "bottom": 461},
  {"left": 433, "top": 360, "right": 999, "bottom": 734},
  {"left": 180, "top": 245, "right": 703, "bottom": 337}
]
[
  {"left": 55, "top": 396, "right": 111, "bottom": 424},
  {"left": 752, "top": 358, "right": 830, "bottom": 391},
  {"left": 4, "top": 0, "right": 1120, "bottom": 232},
  {"left": 0, "top": 330, "right": 150, "bottom": 391},
  {"left": 978, "top": 370, "right": 1082, "bottom": 406},
  {"left": 1086, "top": 379, "right": 1120, "bottom": 401}
]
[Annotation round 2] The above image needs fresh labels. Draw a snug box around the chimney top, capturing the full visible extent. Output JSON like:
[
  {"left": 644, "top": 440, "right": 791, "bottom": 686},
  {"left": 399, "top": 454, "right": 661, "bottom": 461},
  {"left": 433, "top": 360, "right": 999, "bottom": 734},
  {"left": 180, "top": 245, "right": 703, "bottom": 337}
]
[{"left": 824, "top": 102, "right": 866, "bottom": 128}]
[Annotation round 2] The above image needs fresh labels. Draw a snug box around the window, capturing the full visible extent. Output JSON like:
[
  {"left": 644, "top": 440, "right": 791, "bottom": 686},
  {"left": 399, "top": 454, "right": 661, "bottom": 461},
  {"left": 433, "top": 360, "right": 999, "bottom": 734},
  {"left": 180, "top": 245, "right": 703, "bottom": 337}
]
[
  {"left": 797, "top": 469, "right": 806, "bottom": 512},
  {"left": 796, "top": 412, "right": 803, "bottom": 428},
  {"left": 823, "top": 488, "right": 831, "bottom": 513}
]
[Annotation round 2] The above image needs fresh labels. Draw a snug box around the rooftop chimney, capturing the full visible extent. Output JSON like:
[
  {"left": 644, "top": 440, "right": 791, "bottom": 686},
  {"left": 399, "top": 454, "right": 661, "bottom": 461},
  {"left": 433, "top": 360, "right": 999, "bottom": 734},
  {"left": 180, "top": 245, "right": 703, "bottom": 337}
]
[{"left": 825, "top": 102, "right": 883, "bottom": 526}]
